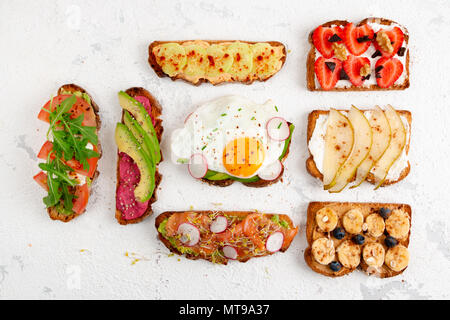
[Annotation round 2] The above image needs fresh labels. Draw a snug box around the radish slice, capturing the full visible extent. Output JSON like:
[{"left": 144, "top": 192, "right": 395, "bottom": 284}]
[
  {"left": 258, "top": 160, "right": 283, "bottom": 181},
  {"left": 188, "top": 153, "right": 208, "bottom": 179},
  {"left": 266, "top": 117, "right": 290, "bottom": 141},
  {"left": 210, "top": 215, "right": 228, "bottom": 233},
  {"left": 266, "top": 232, "right": 284, "bottom": 253},
  {"left": 177, "top": 223, "right": 200, "bottom": 247},
  {"left": 223, "top": 246, "right": 238, "bottom": 260}
]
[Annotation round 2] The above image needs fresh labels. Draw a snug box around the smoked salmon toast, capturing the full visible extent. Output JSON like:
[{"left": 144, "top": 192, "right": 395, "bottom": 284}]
[{"left": 156, "top": 211, "right": 298, "bottom": 264}]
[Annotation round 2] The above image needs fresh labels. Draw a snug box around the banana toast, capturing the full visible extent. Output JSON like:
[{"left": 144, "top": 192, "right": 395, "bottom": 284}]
[
  {"left": 115, "top": 87, "right": 163, "bottom": 225},
  {"left": 155, "top": 211, "right": 298, "bottom": 265},
  {"left": 306, "top": 107, "right": 411, "bottom": 189},
  {"left": 148, "top": 40, "right": 286, "bottom": 85},
  {"left": 305, "top": 202, "right": 411, "bottom": 278},
  {"left": 307, "top": 17, "right": 409, "bottom": 91}
]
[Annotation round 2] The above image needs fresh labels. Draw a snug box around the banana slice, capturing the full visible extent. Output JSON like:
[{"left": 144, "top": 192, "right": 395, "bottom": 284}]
[
  {"left": 183, "top": 44, "right": 209, "bottom": 79},
  {"left": 315, "top": 207, "right": 338, "bottom": 232},
  {"left": 337, "top": 240, "right": 361, "bottom": 268},
  {"left": 228, "top": 42, "right": 253, "bottom": 81},
  {"left": 311, "top": 237, "right": 335, "bottom": 265},
  {"left": 251, "top": 43, "right": 282, "bottom": 80},
  {"left": 342, "top": 209, "right": 364, "bottom": 234},
  {"left": 385, "top": 209, "right": 410, "bottom": 239},
  {"left": 153, "top": 43, "right": 187, "bottom": 77},
  {"left": 363, "top": 242, "right": 385, "bottom": 268},
  {"left": 385, "top": 244, "right": 409, "bottom": 272},
  {"left": 206, "top": 44, "right": 233, "bottom": 79},
  {"left": 365, "top": 214, "right": 385, "bottom": 237}
]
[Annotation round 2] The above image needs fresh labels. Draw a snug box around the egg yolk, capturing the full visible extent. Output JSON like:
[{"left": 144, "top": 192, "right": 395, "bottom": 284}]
[{"left": 222, "top": 137, "right": 265, "bottom": 178}]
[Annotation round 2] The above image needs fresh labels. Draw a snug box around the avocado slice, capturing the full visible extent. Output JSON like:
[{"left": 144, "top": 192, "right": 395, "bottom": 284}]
[
  {"left": 115, "top": 123, "right": 155, "bottom": 202},
  {"left": 118, "top": 91, "right": 161, "bottom": 163},
  {"left": 279, "top": 124, "right": 295, "bottom": 160},
  {"left": 123, "top": 111, "right": 157, "bottom": 170}
]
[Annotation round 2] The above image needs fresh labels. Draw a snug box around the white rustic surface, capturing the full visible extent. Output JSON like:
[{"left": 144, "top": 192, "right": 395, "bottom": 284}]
[{"left": 1, "top": 0, "right": 449, "bottom": 300}]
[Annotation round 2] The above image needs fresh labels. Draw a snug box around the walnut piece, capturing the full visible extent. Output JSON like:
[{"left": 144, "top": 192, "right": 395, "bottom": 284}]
[
  {"left": 332, "top": 43, "right": 347, "bottom": 61},
  {"left": 376, "top": 31, "right": 394, "bottom": 53},
  {"left": 360, "top": 63, "right": 371, "bottom": 77}
]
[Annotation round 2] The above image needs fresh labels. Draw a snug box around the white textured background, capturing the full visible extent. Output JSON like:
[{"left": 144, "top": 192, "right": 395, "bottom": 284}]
[{"left": 1, "top": 0, "right": 449, "bottom": 300}]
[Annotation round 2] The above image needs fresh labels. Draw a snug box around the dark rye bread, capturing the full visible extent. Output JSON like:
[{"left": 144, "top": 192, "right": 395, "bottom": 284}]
[
  {"left": 304, "top": 202, "right": 411, "bottom": 278},
  {"left": 115, "top": 87, "right": 163, "bottom": 225},
  {"left": 306, "top": 17, "right": 410, "bottom": 91},
  {"left": 47, "top": 84, "right": 102, "bottom": 222},
  {"left": 306, "top": 109, "right": 411, "bottom": 187},
  {"left": 201, "top": 122, "right": 293, "bottom": 188},
  {"left": 155, "top": 210, "right": 296, "bottom": 265},
  {"left": 148, "top": 40, "right": 287, "bottom": 86}
]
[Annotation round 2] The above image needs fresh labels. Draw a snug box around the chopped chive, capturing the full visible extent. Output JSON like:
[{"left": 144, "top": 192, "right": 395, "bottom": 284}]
[
  {"left": 201, "top": 145, "right": 207, "bottom": 150},
  {"left": 238, "top": 108, "right": 242, "bottom": 111},
  {"left": 277, "top": 122, "right": 282, "bottom": 129},
  {"left": 275, "top": 106, "right": 278, "bottom": 112},
  {"left": 213, "top": 128, "right": 218, "bottom": 132},
  {"left": 251, "top": 116, "right": 255, "bottom": 120},
  {"left": 221, "top": 113, "right": 227, "bottom": 116}
]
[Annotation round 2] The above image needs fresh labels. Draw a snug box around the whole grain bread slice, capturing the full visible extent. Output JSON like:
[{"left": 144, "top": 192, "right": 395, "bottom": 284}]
[
  {"left": 148, "top": 40, "right": 287, "bottom": 86},
  {"left": 115, "top": 87, "right": 163, "bottom": 225},
  {"left": 306, "top": 109, "right": 411, "bottom": 187},
  {"left": 155, "top": 210, "right": 296, "bottom": 265},
  {"left": 46, "top": 84, "right": 102, "bottom": 222},
  {"left": 306, "top": 17, "right": 410, "bottom": 91},
  {"left": 201, "top": 121, "right": 293, "bottom": 188},
  {"left": 305, "top": 201, "right": 412, "bottom": 278}
]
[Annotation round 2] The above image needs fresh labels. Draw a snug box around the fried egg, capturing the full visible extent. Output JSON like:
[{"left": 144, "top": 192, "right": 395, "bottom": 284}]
[{"left": 171, "top": 95, "right": 286, "bottom": 179}]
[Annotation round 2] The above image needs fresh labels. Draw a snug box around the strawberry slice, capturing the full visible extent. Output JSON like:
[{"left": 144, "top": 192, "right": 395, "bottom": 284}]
[
  {"left": 343, "top": 55, "right": 371, "bottom": 86},
  {"left": 375, "top": 57, "right": 403, "bottom": 88},
  {"left": 373, "top": 27, "right": 404, "bottom": 58},
  {"left": 343, "top": 23, "right": 374, "bottom": 56},
  {"left": 312, "top": 25, "right": 345, "bottom": 58},
  {"left": 314, "top": 57, "right": 342, "bottom": 90}
]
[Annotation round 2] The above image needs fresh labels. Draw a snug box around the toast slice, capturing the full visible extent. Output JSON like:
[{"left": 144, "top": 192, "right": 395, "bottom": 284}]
[
  {"left": 148, "top": 40, "right": 286, "bottom": 86},
  {"left": 46, "top": 84, "right": 102, "bottom": 222},
  {"left": 305, "top": 202, "right": 412, "bottom": 278},
  {"left": 155, "top": 211, "right": 298, "bottom": 265},
  {"left": 306, "top": 109, "right": 411, "bottom": 187},
  {"left": 201, "top": 121, "right": 293, "bottom": 188},
  {"left": 307, "top": 18, "right": 410, "bottom": 91},
  {"left": 115, "top": 87, "right": 163, "bottom": 225}
]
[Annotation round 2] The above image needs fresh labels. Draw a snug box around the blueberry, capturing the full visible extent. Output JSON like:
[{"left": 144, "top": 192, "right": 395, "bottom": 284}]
[
  {"left": 378, "top": 207, "right": 392, "bottom": 219},
  {"left": 332, "top": 227, "right": 346, "bottom": 240},
  {"left": 352, "top": 234, "right": 365, "bottom": 245},
  {"left": 329, "top": 261, "right": 342, "bottom": 272},
  {"left": 385, "top": 236, "right": 398, "bottom": 248}
]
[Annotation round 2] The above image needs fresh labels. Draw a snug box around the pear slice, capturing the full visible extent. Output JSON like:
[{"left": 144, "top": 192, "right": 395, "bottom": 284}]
[
  {"left": 351, "top": 106, "right": 391, "bottom": 188},
  {"left": 323, "top": 109, "right": 354, "bottom": 189},
  {"left": 328, "top": 106, "right": 372, "bottom": 193},
  {"left": 228, "top": 42, "right": 253, "bottom": 81},
  {"left": 153, "top": 43, "right": 187, "bottom": 77},
  {"left": 371, "top": 105, "right": 406, "bottom": 189}
]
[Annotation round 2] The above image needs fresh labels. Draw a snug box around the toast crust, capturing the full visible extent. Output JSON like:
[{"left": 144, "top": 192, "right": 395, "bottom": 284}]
[
  {"left": 200, "top": 122, "right": 292, "bottom": 188},
  {"left": 115, "top": 87, "right": 164, "bottom": 225},
  {"left": 155, "top": 210, "right": 296, "bottom": 265},
  {"left": 306, "top": 18, "right": 410, "bottom": 91},
  {"left": 148, "top": 40, "right": 287, "bottom": 86},
  {"left": 305, "top": 202, "right": 411, "bottom": 278},
  {"left": 306, "top": 109, "right": 411, "bottom": 187},
  {"left": 47, "top": 84, "right": 102, "bottom": 222}
]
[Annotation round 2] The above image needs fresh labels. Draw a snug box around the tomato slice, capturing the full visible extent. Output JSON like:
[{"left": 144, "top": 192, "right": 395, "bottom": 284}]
[
  {"left": 37, "top": 141, "right": 98, "bottom": 178},
  {"left": 38, "top": 94, "right": 97, "bottom": 127},
  {"left": 72, "top": 184, "right": 89, "bottom": 215},
  {"left": 33, "top": 171, "right": 49, "bottom": 191}
]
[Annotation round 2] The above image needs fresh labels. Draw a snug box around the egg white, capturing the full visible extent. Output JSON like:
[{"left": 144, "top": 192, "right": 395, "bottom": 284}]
[{"left": 171, "top": 95, "right": 286, "bottom": 178}]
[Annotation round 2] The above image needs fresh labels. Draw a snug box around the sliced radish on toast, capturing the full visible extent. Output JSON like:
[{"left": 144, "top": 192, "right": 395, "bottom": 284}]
[
  {"left": 210, "top": 215, "right": 228, "bottom": 233},
  {"left": 266, "top": 117, "right": 289, "bottom": 141},
  {"left": 223, "top": 245, "right": 238, "bottom": 260},
  {"left": 177, "top": 223, "right": 200, "bottom": 246},
  {"left": 258, "top": 160, "right": 282, "bottom": 181},
  {"left": 188, "top": 153, "right": 208, "bottom": 179},
  {"left": 266, "top": 232, "right": 284, "bottom": 253}
]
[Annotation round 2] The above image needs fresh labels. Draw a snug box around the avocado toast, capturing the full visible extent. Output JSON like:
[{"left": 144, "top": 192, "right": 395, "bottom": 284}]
[
  {"left": 115, "top": 88, "right": 163, "bottom": 225},
  {"left": 33, "top": 84, "right": 101, "bottom": 222}
]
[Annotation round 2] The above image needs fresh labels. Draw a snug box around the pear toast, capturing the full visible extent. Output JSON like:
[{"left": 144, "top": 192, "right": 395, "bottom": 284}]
[
  {"left": 148, "top": 40, "right": 286, "bottom": 86},
  {"left": 155, "top": 211, "right": 298, "bottom": 265},
  {"left": 42, "top": 84, "right": 102, "bottom": 222},
  {"left": 305, "top": 202, "right": 412, "bottom": 278},
  {"left": 306, "top": 108, "right": 411, "bottom": 188},
  {"left": 307, "top": 18, "right": 409, "bottom": 91},
  {"left": 115, "top": 87, "right": 163, "bottom": 225}
]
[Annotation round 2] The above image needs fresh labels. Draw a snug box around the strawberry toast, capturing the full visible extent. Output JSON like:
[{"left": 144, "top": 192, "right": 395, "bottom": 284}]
[{"left": 307, "top": 18, "right": 409, "bottom": 91}]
